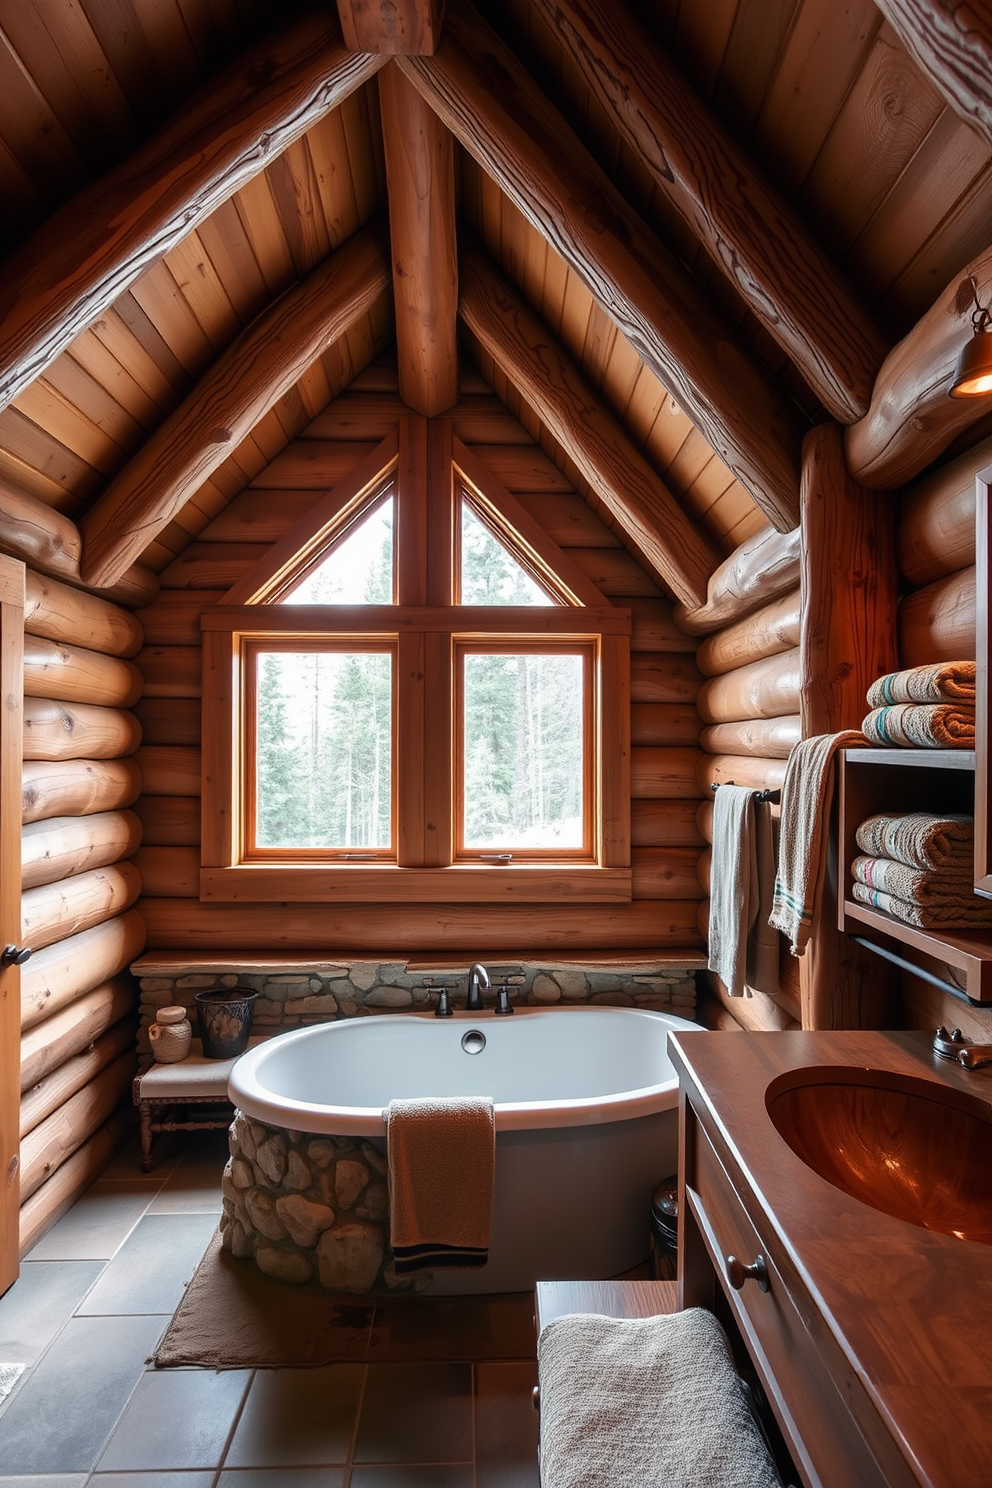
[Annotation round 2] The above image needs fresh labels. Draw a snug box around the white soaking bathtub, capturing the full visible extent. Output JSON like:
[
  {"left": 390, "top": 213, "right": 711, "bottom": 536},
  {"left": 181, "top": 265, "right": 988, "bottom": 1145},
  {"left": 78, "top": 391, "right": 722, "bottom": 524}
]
[{"left": 229, "top": 1005, "right": 701, "bottom": 1293}]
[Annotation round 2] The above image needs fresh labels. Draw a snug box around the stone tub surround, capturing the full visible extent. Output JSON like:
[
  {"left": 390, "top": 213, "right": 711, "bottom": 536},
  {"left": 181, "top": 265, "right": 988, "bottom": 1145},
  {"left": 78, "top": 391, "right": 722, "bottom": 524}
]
[
  {"left": 133, "top": 956, "right": 702, "bottom": 1057},
  {"left": 220, "top": 1111, "right": 407, "bottom": 1292}
]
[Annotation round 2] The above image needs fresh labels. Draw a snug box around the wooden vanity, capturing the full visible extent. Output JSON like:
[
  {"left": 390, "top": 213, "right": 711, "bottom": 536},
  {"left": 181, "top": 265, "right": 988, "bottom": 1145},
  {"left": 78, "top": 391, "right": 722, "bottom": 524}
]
[{"left": 670, "top": 1029, "right": 992, "bottom": 1488}]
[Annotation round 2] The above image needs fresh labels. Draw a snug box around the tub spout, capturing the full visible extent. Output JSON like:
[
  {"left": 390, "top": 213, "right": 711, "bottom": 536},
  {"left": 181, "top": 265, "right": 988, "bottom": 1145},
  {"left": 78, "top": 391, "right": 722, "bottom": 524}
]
[{"left": 466, "top": 962, "right": 490, "bottom": 1011}]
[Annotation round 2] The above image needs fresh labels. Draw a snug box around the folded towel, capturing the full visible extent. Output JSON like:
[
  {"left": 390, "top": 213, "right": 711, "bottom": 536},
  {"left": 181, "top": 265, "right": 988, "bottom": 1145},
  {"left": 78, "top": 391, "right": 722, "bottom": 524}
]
[
  {"left": 538, "top": 1310, "right": 783, "bottom": 1488},
  {"left": 385, "top": 1095, "right": 495, "bottom": 1272},
  {"left": 862, "top": 702, "right": 974, "bottom": 748},
  {"left": 770, "top": 731, "right": 864, "bottom": 956},
  {"left": 852, "top": 880, "right": 992, "bottom": 928},
  {"left": 852, "top": 855, "right": 973, "bottom": 905},
  {"left": 707, "top": 785, "right": 758, "bottom": 998},
  {"left": 855, "top": 812, "right": 973, "bottom": 870},
  {"left": 866, "top": 660, "right": 976, "bottom": 707}
]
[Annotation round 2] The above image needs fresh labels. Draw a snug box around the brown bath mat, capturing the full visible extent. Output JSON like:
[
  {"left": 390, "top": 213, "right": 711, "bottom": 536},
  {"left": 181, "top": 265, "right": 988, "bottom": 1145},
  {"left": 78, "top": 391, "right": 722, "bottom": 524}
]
[{"left": 154, "top": 1231, "right": 536, "bottom": 1369}]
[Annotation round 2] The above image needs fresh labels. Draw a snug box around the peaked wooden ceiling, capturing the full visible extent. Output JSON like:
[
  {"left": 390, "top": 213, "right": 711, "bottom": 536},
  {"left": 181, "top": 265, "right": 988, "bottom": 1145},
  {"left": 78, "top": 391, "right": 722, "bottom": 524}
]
[{"left": 0, "top": 0, "right": 989, "bottom": 608}]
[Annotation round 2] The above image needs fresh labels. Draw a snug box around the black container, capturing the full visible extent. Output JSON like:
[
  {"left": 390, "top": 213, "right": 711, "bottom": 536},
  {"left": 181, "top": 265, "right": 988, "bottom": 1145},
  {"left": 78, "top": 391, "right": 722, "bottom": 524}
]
[
  {"left": 195, "top": 988, "right": 257, "bottom": 1059},
  {"left": 649, "top": 1176, "right": 679, "bottom": 1280}
]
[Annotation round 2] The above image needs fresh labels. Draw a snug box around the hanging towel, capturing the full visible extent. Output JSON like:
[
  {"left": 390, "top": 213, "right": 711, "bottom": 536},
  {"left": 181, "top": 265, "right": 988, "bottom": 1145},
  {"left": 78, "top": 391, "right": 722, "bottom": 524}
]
[
  {"left": 385, "top": 1095, "right": 495, "bottom": 1272},
  {"left": 866, "top": 660, "right": 976, "bottom": 707},
  {"left": 707, "top": 784, "right": 757, "bottom": 998},
  {"left": 851, "top": 881, "right": 992, "bottom": 929},
  {"left": 747, "top": 801, "right": 781, "bottom": 997},
  {"left": 862, "top": 702, "right": 974, "bottom": 749},
  {"left": 769, "top": 731, "right": 864, "bottom": 956},
  {"left": 852, "top": 855, "right": 973, "bottom": 905},
  {"left": 854, "top": 812, "right": 974, "bottom": 871}
]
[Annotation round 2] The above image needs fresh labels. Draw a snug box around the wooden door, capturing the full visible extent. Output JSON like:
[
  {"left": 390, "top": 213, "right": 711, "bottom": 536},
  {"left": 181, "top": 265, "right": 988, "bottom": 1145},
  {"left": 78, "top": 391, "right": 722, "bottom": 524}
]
[{"left": 0, "top": 555, "right": 24, "bottom": 1295}]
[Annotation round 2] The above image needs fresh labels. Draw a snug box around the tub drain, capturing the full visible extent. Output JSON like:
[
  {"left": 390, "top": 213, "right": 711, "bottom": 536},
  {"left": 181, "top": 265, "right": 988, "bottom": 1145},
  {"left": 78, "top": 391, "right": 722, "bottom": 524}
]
[{"left": 461, "top": 1029, "right": 486, "bottom": 1055}]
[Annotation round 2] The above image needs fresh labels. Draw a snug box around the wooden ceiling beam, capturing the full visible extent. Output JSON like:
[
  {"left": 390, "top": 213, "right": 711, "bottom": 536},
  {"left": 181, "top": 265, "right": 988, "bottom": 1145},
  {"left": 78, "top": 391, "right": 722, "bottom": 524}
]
[
  {"left": 874, "top": 0, "right": 992, "bottom": 149},
  {"left": 526, "top": 0, "right": 887, "bottom": 425},
  {"left": 0, "top": 14, "right": 385, "bottom": 414},
  {"left": 337, "top": 0, "right": 446, "bottom": 54},
  {"left": 845, "top": 239, "right": 992, "bottom": 488},
  {"left": 459, "top": 240, "right": 718, "bottom": 611},
  {"left": 378, "top": 64, "right": 458, "bottom": 416},
  {"left": 79, "top": 225, "right": 392, "bottom": 590},
  {"left": 399, "top": 2, "right": 803, "bottom": 532}
]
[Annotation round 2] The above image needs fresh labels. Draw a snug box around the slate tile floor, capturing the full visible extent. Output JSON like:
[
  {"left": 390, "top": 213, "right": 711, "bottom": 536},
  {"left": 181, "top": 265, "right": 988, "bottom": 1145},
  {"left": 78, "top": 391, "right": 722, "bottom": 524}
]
[{"left": 0, "top": 1131, "right": 540, "bottom": 1488}]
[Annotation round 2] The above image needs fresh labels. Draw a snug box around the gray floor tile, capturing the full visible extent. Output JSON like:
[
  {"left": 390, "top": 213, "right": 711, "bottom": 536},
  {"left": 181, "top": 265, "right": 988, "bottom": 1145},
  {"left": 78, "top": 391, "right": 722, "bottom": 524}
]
[
  {"left": 76, "top": 1213, "right": 218, "bottom": 1316},
  {"left": 92, "top": 1472, "right": 215, "bottom": 1486},
  {"left": 100, "top": 1133, "right": 188, "bottom": 1182},
  {"left": 349, "top": 1470, "right": 473, "bottom": 1487},
  {"left": 146, "top": 1166, "right": 224, "bottom": 1215},
  {"left": 475, "top": 1361, "right": 540, "bottom": 1488},
  {"left": 0, "top": 1478, "right": 87, "bottom": 1487},
  {"left": 354, "top": 1363, "right": 473, "bottom": 1464},
  {"left": 218, "top": 1472, "right": 346, "bottom": 1487},
  {"left": 25, "top": 1184, "right": 157, "bottom": 1263},
  {"left": 223, "top": 1365, "right": 364, "bottom": 1468},
  {"left": 0, "top": 1314, "right": 164, "bottom": 1475},
  {"left": 95, "top": 1368, "right": 252, "bottom": 1472},
  {"left": 0, "top": 1261, "right": 103, "bottom": 1362}
]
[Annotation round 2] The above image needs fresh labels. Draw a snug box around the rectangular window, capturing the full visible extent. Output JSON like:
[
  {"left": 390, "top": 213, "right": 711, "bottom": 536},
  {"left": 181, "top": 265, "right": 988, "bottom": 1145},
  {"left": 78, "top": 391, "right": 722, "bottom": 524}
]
[
  {"left": 456, "top": 642, "right": 594, "bottom": 860},
  {"left": 247, "top": 642, "right": 395, "bottom": 858}
]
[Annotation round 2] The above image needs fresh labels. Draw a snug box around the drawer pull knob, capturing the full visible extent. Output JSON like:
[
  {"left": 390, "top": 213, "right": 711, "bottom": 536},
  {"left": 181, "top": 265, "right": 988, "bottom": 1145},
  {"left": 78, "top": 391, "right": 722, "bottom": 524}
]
[{"left": 726, "top": 1253, "right": 770, "bottom": 1292}]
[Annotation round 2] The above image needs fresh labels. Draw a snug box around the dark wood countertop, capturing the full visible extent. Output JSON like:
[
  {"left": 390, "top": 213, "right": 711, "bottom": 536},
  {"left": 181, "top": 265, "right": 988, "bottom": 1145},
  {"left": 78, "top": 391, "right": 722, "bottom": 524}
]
[{"left": 668, "top": 1029, "right": 992, "bottom": 1488}]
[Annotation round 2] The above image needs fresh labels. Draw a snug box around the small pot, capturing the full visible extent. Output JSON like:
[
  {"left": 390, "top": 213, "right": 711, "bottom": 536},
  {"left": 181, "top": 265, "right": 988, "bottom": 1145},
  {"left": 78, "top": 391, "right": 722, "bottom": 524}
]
[
  {"left": 149, "top": 1005, "right": 192, "bottom": 1064},
  {"left": 195, "top": 988, "right": 257, "bottom": 1059}
]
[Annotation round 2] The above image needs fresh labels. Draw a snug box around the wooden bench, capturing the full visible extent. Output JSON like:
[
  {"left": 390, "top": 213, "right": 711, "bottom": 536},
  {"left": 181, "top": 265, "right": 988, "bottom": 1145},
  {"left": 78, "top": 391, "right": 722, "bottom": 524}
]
[
  {"left": 132, "top": 1042, "right": 240, "bottom": 1171},
  {"left": 534, "top": 1279, "right": 785, "bottom": 1488}
]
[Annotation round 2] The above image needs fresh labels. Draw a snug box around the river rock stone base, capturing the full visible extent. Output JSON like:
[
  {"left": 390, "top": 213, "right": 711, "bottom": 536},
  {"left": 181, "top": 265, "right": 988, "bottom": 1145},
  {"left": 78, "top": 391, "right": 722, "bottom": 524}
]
[
  {"left": 219, "top": 1111, "right": 424, "bottom": 1293},
  {"left": 136, "top": 960, "right": 700, "bottom": 1057}
]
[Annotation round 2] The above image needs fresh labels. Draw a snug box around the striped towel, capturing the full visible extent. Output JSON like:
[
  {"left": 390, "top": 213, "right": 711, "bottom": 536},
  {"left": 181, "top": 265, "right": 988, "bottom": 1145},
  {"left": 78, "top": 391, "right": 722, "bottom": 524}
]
[
  {"left": 862, "top": 702, "right": 974, "bottom": 748},
  {"left": 852, "top": 881, "right": 992, "bottom": 928},
  {"left": 855, "top": 812, "right": 973, "bottom": 870},
  {"left": 852, "top": 855, "right": 973, "bottom": 905},
  {"left": 866, "top": 661, "right": 975, "bottom": 707},
  {"left": 769, "top": 731, "right": 864, "bottom": 955}
]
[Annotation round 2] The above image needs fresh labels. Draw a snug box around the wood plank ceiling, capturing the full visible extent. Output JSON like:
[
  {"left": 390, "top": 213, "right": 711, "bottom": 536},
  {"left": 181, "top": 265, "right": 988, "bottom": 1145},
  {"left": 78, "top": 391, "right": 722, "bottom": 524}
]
[{"left": 0, "top": 0, "right": 988, "bottom": 595}]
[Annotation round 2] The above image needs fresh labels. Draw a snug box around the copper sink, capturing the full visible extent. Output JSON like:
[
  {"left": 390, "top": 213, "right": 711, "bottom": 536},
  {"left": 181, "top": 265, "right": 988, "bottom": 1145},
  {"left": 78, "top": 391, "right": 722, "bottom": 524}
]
[{"left": 765, "top": 1066, "right": 992, "bottom": 1244}]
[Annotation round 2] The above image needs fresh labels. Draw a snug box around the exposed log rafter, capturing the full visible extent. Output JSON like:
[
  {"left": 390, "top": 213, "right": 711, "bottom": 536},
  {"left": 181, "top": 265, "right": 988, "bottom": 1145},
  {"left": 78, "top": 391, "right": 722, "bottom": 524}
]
[
  {"left": 874, "top": 0, "right": 992, "bottom": 149},
  {"left": 80, "top": 225, "right": 393, "bottom": 591},
  {"left": 0, "top": 14, "right": 385, "bottom": 413},
  {"left": 337, "top": 0, "right": 446, "bottom": 53},
  {"left": 400, "top": 0, "right": 804, "bottom": 531},
  {"left": 379, "top": 64, "right": 459, "bottom": 416},
  {"left": 526, "top": 0, "right": 887, "bottom": 424},
  {"left": 459, "top": 241, "right": 718, "bottom": 610}
]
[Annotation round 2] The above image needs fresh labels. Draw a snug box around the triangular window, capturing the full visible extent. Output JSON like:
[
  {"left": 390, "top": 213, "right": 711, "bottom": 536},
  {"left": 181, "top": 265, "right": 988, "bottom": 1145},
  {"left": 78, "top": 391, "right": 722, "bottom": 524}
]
[
  {"left": 459, "top": 497, "right": 556, "bottom": 606},
  {"left": 280, "top": 493, "right": 395, "bottom": 605}
]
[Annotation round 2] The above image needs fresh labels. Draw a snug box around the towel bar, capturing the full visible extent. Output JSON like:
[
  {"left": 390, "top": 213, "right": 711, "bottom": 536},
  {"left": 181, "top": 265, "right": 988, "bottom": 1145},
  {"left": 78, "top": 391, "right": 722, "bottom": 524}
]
[
  {"left": 710, "top": 782, "right": 782, "bottom": 805},
  {"left": 851, "top": 935, "right": 985, "bottom": 1006}
]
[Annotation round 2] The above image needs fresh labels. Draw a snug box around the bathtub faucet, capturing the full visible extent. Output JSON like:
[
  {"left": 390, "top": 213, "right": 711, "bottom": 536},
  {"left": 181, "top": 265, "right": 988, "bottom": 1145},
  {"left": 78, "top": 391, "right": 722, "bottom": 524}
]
[{"left": 466, "top": 962, "right": 490, "bottom": 1011}]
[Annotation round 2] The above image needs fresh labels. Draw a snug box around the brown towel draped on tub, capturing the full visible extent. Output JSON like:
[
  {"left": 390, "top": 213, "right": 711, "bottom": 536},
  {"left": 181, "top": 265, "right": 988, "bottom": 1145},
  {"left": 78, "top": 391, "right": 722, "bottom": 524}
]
[{"left": 385, "top": 1095, "right": 495, "bottom": 1272}]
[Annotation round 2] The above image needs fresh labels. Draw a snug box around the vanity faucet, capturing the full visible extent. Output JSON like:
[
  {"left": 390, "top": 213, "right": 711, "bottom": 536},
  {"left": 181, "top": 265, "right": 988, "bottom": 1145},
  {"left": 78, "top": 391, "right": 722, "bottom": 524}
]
[
  {"left": 933, "top": 1025, "right": 992, "bottom": 1069},
  {"left": 466, "top": 962, "right": 490, "bottom": 1012}
]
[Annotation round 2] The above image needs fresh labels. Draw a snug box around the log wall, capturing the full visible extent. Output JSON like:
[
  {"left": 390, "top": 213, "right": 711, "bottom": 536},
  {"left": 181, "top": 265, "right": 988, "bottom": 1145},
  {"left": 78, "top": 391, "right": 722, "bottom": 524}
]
[
  {"left": 17, "top": 567, "right": 144, "bottom": 1253},
  {"left": 137, "top": 364, "right": 706, "bottom": 955},
  {"left": 675, "top": 526, "right": 802, "bottom": 1030}
]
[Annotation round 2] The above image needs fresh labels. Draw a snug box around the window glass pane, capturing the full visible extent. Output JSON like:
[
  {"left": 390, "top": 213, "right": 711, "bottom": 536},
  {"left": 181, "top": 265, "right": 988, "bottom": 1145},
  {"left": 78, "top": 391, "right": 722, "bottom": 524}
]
[
  {"left": 460, "top": 501, "right": 554, "bottom": 606},
  {"left": 255, "top": 650, "right": 392, "bottom": 849},
  {"left": 282, "top": 496, "right": 394, "bottom": 604},
  {"left": 462, "top": 652, "right": 584, "bottom": 848}
]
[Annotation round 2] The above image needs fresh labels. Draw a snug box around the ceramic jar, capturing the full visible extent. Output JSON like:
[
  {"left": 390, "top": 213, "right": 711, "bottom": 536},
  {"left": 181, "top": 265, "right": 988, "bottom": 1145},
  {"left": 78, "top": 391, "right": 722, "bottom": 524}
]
[{"left": 149, "top": 1004, "right": 192, "bottom": 1063}]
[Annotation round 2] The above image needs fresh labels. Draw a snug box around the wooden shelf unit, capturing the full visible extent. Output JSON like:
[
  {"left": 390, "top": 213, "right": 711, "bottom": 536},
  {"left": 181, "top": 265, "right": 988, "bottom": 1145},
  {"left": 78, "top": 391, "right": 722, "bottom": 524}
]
[{"left": 838, "top": 748, "right": 992, "bottom": 1003}]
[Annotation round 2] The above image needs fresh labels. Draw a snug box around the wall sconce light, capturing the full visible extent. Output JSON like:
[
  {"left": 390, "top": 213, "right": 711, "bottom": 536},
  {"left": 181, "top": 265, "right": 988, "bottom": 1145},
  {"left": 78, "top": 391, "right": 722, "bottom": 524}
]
[{"left": 949, "top": 278, "right": 992, "bottom": 398}]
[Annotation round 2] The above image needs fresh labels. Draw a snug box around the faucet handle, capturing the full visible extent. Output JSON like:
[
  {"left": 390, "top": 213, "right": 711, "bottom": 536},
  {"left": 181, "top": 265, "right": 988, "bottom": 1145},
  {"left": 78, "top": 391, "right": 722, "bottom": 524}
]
[
  {"left": 434, "top": 986, "right": 453, "bottom": 1017},
  {"left": 495, "top": 983, "right": 514, "bottom": 1015}
]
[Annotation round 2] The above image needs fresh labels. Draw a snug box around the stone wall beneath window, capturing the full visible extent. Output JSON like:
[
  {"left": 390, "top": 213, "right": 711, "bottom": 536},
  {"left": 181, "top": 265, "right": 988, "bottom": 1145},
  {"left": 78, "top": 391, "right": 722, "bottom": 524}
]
[{"left": 133, "top": 958, "right": 701, "bottom": 1057}]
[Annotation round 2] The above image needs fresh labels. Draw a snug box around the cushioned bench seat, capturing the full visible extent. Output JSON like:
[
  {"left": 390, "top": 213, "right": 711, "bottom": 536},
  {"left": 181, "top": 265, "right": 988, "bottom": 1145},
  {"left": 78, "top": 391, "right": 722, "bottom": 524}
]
[
  {"left": 537, "top": 1295, "right": 783, "bottom": 1488},
  {"left": 132, "top": 1040, "right": 262, "bottom": 1170}
]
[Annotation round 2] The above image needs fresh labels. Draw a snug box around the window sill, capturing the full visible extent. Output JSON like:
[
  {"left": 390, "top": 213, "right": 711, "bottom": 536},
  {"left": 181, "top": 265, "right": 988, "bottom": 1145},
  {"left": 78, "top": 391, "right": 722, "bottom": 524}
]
[{"left": 199, "top": 865, "right": 633, "bottom": 904}]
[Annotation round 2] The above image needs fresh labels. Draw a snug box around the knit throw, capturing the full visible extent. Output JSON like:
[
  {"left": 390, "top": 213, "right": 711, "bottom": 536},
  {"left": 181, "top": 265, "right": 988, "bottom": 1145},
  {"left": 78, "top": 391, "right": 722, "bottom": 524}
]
[
  {"left": 862, "top": 702, "right": 974, "bottom": 748},
  {"left": 866, "top": 660, "right": 975, "bottom": 707},
  {"left": 855, "top": 812, "right": 973, "bottom": 871},
  {"left": 538, "top": 1310, "right": 783, "bottom": 1488},
  {"left": 769, "top": 731, "right": 864, "bottom": 955},
  {"left": 852, "top": 880, "right": 992, "bottom": 928}
]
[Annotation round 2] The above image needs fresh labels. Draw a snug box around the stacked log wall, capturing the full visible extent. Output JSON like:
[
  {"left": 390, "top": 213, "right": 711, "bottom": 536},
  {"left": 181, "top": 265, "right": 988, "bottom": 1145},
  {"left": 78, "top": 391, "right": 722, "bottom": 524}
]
[
  {"left": 136, "top": 366, "right": 706, "bottom": 955},
  {"left": 893, "top": 436, "right": 990, "bottom": 1039},
  {"left": 17, "top": 568, "right": 145, "bottom": 1255},
  {"left": 675, "top": 526, "right": 803, "bottom": 1031}
]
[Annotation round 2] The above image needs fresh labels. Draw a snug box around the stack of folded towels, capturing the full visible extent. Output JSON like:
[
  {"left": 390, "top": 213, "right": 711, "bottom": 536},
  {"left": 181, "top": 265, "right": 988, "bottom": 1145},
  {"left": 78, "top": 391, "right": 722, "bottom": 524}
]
[
  {"left": 852, "top": 812, "right": 992, "bottom": 928},
  {"left": 861, "top": 660, "right": 975, "bottom": 748}
]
